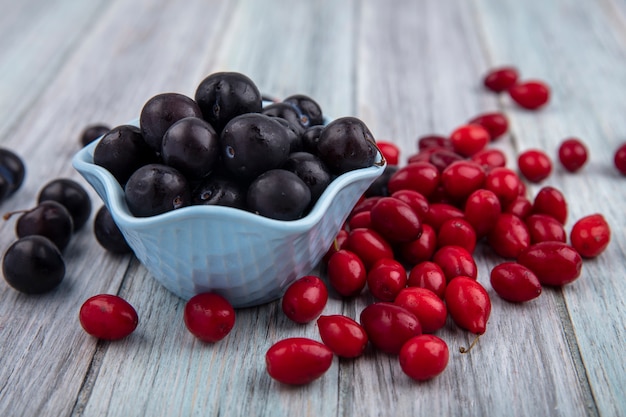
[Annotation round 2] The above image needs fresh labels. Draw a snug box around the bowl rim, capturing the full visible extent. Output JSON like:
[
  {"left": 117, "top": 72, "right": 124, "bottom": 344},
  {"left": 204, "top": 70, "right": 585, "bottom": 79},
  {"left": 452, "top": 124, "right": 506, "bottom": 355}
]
[{"left": 72, "top": 118, "right": 386, "bottom": 234}]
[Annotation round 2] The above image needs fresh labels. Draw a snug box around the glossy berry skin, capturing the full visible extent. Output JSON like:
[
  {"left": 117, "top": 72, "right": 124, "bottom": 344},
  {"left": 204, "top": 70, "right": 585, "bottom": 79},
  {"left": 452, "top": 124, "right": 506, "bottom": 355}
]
[
  {"left": 437, "top": 218, "right": 477, "bottom": 254},
  {"left": 2, "top": 236, "right": 65, "bottom": 294},
  {"left": 417, "top": 135, "right": 453, "bottom": 151},
  {"left": 423, "top": 203, "right": 465, "bottom": 232},
  {"left": 432, "top": 245, "right": 477, "bottom": 282},
  {"left": 282, "top": 152, "right": 332, "bottom": 203},
  {"left": 532, "top": 186, "right": 568, "bottom": 225},
  {"left": 558, "top": 138, "right": 588, "bottom": 172},
  {"left": 281, "top": 275, "right": 328, "bottom": 324},
  {"left": 614, "top": 143, "right": 626, "bottom": 175},
  {"left": 525, "top": 214, "right": 566, "bottom": 244},
  {"left": 407, "top": 261, "right": 447, "bottom": 299},
  {"left": 508, "top": 80, "right": 550, "bottom": 110},
  {"left": 387, "top": 161, "right": 440, "bottom": 198},
  {"left": 449, "top": 124, "right": 490, "bottom": 157},
  {"left": 15, "top": 201, "right": 74, "bottom": 251},
  {"left": 80, "top": 124, "right": 110, "bottom": 147},
  {"left": 398, "top": 224, "right": 437, "bottom": 266},
  {"left": 376, "top": 141, "right": 400, "bottom": 165},
  {"left": 323, "top": 229, "right": 349, "bottom": 263},
  {"left": 247, "top": 169, "right": 311, "bottom": 220},
  {"left": 487, "top": 214, "right": 531, "bottom": 259},
  {"left": 428, "top": 149, "right": 464, "bottom": 172},
  {"left": 517, "top": 241, "right": 583, "bottom": 286},
  {"left": 184, "top": 293, "right": 236, "bottom": 342},
  {"left": 317, "top": 117, "right": 378, "bottom": 175},
  {"left": 445, "top": 276, "right": 491, "bottom": 334},
  {"left": 505, "top": 196, "right": 533, "bottom": 220},
  {"left": 125, "top": 164, "right": 191, "bottom": 217},
  {"left": 348, "top": 211, "right": 371, "bottom": 230},
  {"left": 327, "top": 249, "right": 367, "bottom": 297},
  {"left": 464, "top": 189, "right": 501, "bottom": 238},
  {"left": 192, "top": 176, "right": 247, "bottom": 210},
  {"left": 395, "top": 287, "right": 447, "bottom": 333},
  {"left": 490, "top": 262, "right": 542, "bottom": 303},
  {"left": 483, "top": 66, "right": 519, "bottom": 92},
  {"left": 370, "top": 197, "right": 422, "bottom": 243},
  {"left": 317, "top": 315, "right": 368, "bottom": 358},
  {"left": 569, "top": 214, "right": 611, "bottom": 258},
  {"left": 441, "top": 160, "right": 486, "bottom": 200},
  {"left": 0, "top": 148, "right": 26, "bottom": 197},
  {"left": 283, "top": 94, "right": 324, "bottom": 127},
  {"left": 468, "top": 112, "right": 508, "bottom": 141},
  {"left": 79, "top": 294, "right": 138, "bottom": 340},
  {"left": 345, "top": 228, "right": 394, "bottom": 269},
  {"left": 37, "top": 178, "right": 92, "bottom": 231},
  {"left": 367, "top": 258, "right": 407, "bottom": 301},
  {"left": 265, "top": 337, "right": 333, "bottom": 385},
  {"left": 399, "top": 335, "right": 449, "bottom": 381},
  {"left": 360, "top": 302, "right": 422, "bottom": 354},
  {"left": 518, "top": 149, "right": 552, "bottom": 183},
  {"left": 471, "top": 148, "right": 507, "bottom": 169},
  {"left": 484, "top": 167, "right": 522, "bottom": 204},
  {"left": 391, "top": 189, "right": 430, "bottom": 220},
  {"left": 93, "top": 206, "right": 132, "bottom": 254}
]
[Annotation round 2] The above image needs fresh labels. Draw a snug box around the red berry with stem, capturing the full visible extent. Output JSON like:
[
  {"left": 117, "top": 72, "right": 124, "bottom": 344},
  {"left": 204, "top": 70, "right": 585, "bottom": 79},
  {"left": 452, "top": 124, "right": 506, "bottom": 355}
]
[
  {"left": 184, "top": 293, "right": 236, "bottom": 343},
  {"left": 395, "top": 287, "right": 447, "bottom": 333},
  {"left": 397, "top": 224, "right": 438, "bottom": 266},
  {"left": 407, "top": 261, "right": 447, "bottom": 299},
  {"left": 79, "top": 294, "right": 139, "bottom": 341},
  {"left": 445, "top": 276, "right": 491, "bottom": 335},
  {"left": 518, "top": 149, "right": 553, "bottom": 183},
  {"left": 483, "top": 66, "right": 519, "bottom": 92},
  {"left": 399, "top": 335, "right": 449, "bottom": 381},
  {"left": 487, "top": 213, "right": 531, "bottom": 259},
  {"left": 569, "top": 214, "right": 611, "bottom": 258},
  {"left": 360, "top": 302, "right": 422, "bottom": 354},
  {"left": 432, "top": 245, "right": 477, "bottom": 282},
  {"left": 437, "top": 218, "right": 477, "bottom": 254},
  {"left": 490, "top": 262, "right": 542, "bottom": 303},
  {"left": 464, "top": 189, "right": 502, "bottom": 238},
  {"left": 327, "top": 249, "right": 367, "bottom": 297},
  {"left": 508, "top": 80, "right": 550, "bottom": 110},
  {"left": 367, "top": 258, "right": 408, "bottom": 301},
  {"left": 370, "top": 197, "right": 422, "bottom": 243},
  {"left": 265, "top": 337, "right": 333, "bottom": 385},
  {"left": 468, "top": 112, "right": 509, "bottom": 141},
  {"left": 614, "top": 142, "right": 626, "bottom": 175},
  {"left": 345, "top": 228, "right": 394, "bottom": 269},
  {"left": 281, "top": 275, "right": 328, "bottom": 324},
  {"left": 441, "top": 160, "right": 486, "bottom": 200},
  {"left": 323, "top": 229, "right": 348, "bottom": 263},
  {"left": 558, "top": 138, "right": 588, "bottom": 172},
  {"left": 317, "top": 315, "right": 368, "bottom": 358},
  {"left": 532, "top": 186, "right": 568, "bottom": 225},
  {"left": 449, "top": 124, "right": 490, "bottom": 157},
  {"left": 517, "top": 241, "right": 583, "bottom": 286},
  {"left": 376, "top": 141, "right": 400, "bottom": 165}
]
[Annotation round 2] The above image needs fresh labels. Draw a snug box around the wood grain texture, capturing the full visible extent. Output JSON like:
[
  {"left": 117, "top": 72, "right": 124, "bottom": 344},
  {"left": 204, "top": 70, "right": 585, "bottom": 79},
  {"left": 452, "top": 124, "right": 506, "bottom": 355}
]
[{"left": 0, "top": 0, "right": 624, "bottom": 416}]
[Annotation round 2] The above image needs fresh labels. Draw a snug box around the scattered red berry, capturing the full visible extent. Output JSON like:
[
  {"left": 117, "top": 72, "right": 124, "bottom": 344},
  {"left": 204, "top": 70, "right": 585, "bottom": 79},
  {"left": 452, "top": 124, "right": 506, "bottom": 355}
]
[
  {"left": 281, "top": 275, "right": 328, "bottom": 324},
  {"left": 463, "top": 189, "right": 502, "bottom": 238},
  {"left": 518, "top": 149, "right": 553, "bottom": 182},
  {"left": 345, "top": 228, "right": 394, "bottom": 269},
  {"left": 471, "top": 148, "right": 507, "bottom": 169},
  {"left": 441, "top": 160, "right": 486, "bottom": 200},
  {"left": 613, "top": 142, "right": 626, "bottom": 175},
  {"left": 487, "top": 213, "right": 531, "bottom": 259},
  {"left": 387, "top": 161, "right": 440, "bottom": 198},
  {"left": 490, "top": 262, "right": 542, "bottom": 303},
  {"left": 432, "top": 245, "right": 478, "bottom": 282},
  {"left": 508, "top": 80, "right": 550, "bottom": 110},
  {"left": 449, "top": 124, "right": 490, "bottom": 157},
  {"left": 376, "top": 141, "right": 400, "bottom": 165},
  {"left": 265, "top": 337, "right": 333, "bottom": 385},
  {"left": 517, "top": 241, "right": 583, "bottom": 286},
  {"left": 423, "top": 203, "right": 465, "bottom": 231},
  {"left": 532, "top": 186, "right": 568, "bottom": 225},
  {"left": 369, "top": 197, "right": 422, "bottom": 243},
  {"left": 504, "top": 196, "right": 533, "bottom": 220},
  {"left": 437, "top": 218, "right": 477, "bottom": 254},
  {"left": 444, "top": 276, "right": 491, "bottom": 334},
  {"left": 483, "top": 66, "right": 519, "bottom": 92},
  {"left": 184, "top": 292, "right": 235, "bottom": 343},
  {"left": 367, "top": 258, "right": 408, "bottom": 301},
  {"left": 395, "top": 287, "right": 447, "bottom": 333},
  {"left": 390, "top": 189, "right": 430, "bottom": 220},
  {"left": 558, "top": 138, "right": 588, "bottom": 172},
  {"left": 397, "top": 224, "right": 438, "bottom": 266},
  {"left": 79, "top": 294, "right": 138, "bottom": 340},
  {"left": 525, "top": 213, "right": 566, "bottom": 244},
  {"left": 569, "top": 214, "right": 611, "bottom": 258},
  {"left": 428, "top": 149, "right": 464, "bottom": 172},
  {"left": 468, "top": 112, "right": 509, "bottom": 141},
  {"left": 360, "top": 302, "right": 422, "bottom": 354},
  {"left": 417, "top": 134, "right": 452, "bottom": 150},
  {"left": 399, "top": 335, "right": 449, "bottom": 381},
  {"left": 407, "top": 261, "right": 447, "bottom": 299},
  {"left": 327, "top": 249, "right": 367, "bottom": 297},
  {"left": 484, "top": 167, "right": 522, "bottom": 204},
  {"left": 317, "top": 315, "right": 368, "bottom": 358}
]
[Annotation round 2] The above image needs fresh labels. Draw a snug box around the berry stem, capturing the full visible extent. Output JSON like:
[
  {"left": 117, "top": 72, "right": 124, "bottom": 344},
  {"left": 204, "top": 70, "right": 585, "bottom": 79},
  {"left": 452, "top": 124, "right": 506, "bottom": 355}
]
[
  {"left": 3, "top": 209, "right": 27, "bottom": 221},
  {"left": 459, "top": 334, "right": 481, "bottom": 354}
]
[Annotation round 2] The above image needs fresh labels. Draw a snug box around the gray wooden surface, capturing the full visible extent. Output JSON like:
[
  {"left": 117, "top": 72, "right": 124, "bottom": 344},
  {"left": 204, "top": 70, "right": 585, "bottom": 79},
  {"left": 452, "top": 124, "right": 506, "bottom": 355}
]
[{"left": 0, "top": 0, "right": 625, "bottom": 416}]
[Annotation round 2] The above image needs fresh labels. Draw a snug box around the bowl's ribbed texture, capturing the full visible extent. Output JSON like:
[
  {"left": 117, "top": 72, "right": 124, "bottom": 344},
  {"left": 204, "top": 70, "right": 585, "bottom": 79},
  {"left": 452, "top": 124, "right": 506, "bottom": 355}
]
[{"left": 73, "top": 120, "right": 385, "bottom": 307}]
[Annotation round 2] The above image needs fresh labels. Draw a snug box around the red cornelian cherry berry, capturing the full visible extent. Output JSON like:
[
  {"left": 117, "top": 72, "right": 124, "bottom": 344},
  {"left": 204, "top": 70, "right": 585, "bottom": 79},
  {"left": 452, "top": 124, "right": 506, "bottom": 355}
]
[
  {"left": 360, "top": 302, "right": 422, "bottom": 354},
  {"left": 376, "top": 141, "right": 400, "bottom": 166},
  {"left": 614, "top": 142, "right": 626, "bottom": 175},
  {"left": 407, "top": 261, "right": 447, "bottom": 299},
  {"left": 437, "top": 218, "right": 477, "bottom": 254},
  {"left": 183, "top": 292, "right": 236, "bottom": 343},
  {"left": 391, "top": 189, "right": 430, "bottom": 220},
  {"left": 400, "top": 334, "right": 449, "bottom": 381},
  {"left": 417, "top": 134, "right": 452, "bottom": 151},
  {"left": 445, "top": 276, "right": 491, "bottom": 334},
  {"left": 484, "top": 167, "right": 522, "bottom": 204},
  {"left": 370, "top": 197, "right": 422, "bottom": 243},
  {"left": 525, "top": 214, "right": 566, "bottom": 244},
  {"left": 348, "top": 210, "right": 371, "bottom": 230},
  {"left": 323, "top": 229, "right": 348, "bottom": 263},
  {"left": 395, "top": 287, "right": 447, "bottom": 333},
  {"left": 281, "top": 275, "right": 328, "bottom": 324},
  {"left": 406, "top": 147, "right": 447, "bottom": 165},
  {"left": 432, "top": 245, "right": 477, "bottom": 282},
  {"left": 487, "top": 213, "right": 531, "bottom": 259},
  {"left": 345, "top": 228, "right": 394, "bottom": 269},
  {"left": 317, "top": 315, "right": 368, "bottom": 358},
  {"left": 265, "top": 337, "right": 333, "bottom": 385},
  {"left": 483, "top": 66, "right": 519, "bottom": 92},
  {"left": 327, "top": 249, "right": 367, "bottom": 297},
  {"left": 569, "top": 214, "right": 611, "bottom": 258},
  {"left": 79, "top": 294, "right": 139, "bottom": 340},
  {"left": 468, "top": 112, "right": 509, "bottom": 141},
  {"left": 504, "top": 196, "right": 533, "bottom": 219},
  {"left": 517, "top": 241, "right": 583, "bottom": 286},
  {"left": 449, "top": 124, "right": 490, "bottom": 157},
  {"left": 471, "top": 148, "right": 507, "bottom": 170},
  {"left": 367, "top": 258, "right": 408, "bottom": 301},
  {"left": 508, "top": 80, "right": 550, "bottom": 110},
  {"left": 397, "top": 223, "right": 438, "bottom": 266},
  {"left": 558, "top": 138, "right": 588, "bottom": 172},
  {"left": 387, "top": 161, "right": 441, "bottom": 198},
  {"left": 532, "top": 186, "right": 568, "bottom": 225},
  {"left": 428, "top": 149, "right": 465, "bottom": 172},
  {"left": 518, "top": 149, "right": 553, "bottom": 182},
  {"left": 423, "top": 203, "right": 465, "bottom": 231},
  {"left": 464, "top": 189, "right": 502, "bottom": 238},
  {"left": 351, "top": 196, "right": 382, "bottom": 217},
  {"left": 441, "top": 160, "right": 486, "bottom": 200},
  {"left": 490, "top": 262, "right": 542, "bottom": 303}
]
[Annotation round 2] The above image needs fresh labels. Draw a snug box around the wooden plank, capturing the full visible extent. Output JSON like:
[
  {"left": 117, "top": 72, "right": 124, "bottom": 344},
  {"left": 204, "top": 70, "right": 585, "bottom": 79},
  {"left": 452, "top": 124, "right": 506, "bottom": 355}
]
[{"left": 476, "top": 0, "right": 626, "bottom": 416}]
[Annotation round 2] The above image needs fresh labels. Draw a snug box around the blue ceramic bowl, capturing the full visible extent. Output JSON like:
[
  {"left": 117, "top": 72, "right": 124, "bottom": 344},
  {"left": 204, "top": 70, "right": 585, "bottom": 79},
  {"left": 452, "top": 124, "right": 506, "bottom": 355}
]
[{"left": 73, "top": 119, "right": 385, "bottom": 308}]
